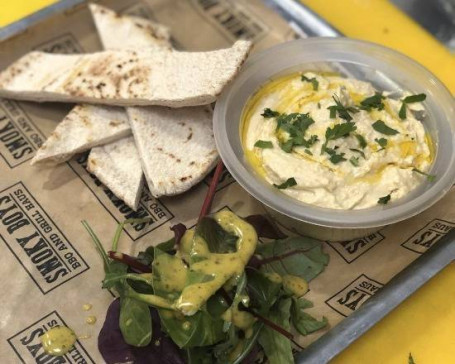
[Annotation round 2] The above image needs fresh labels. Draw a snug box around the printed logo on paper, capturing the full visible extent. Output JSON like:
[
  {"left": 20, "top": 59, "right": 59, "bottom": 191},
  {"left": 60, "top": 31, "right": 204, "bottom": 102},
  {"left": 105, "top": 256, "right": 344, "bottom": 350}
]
[
  {"left": 203, "top": 166, "right": 236, "bottom": 192},
  {"left": 7, "top": 311, "right": 94, "bottom": 363},
  {"left": 0, "top": 99, "right": 46, "bottom": 168},
  {"left": 0, "top": 182, "right": 89, "bottom": 294},
  {"left": 191, "top": 0, "right": 268, "bottom": 41},
  {"left": 33, "top": 33, "right": 83, "bottom": 54},
  {"left": 325, "top": 274, "right": 383, "bottom": 317},
  {"left": 326, "top": 232, "right": 385, "bottom": 263},
  {"left": 401, "top": 219, "right": 455, "bottom": 254},
  {"left": 67, "top": 153, "right": 174, "bottom": 241}
]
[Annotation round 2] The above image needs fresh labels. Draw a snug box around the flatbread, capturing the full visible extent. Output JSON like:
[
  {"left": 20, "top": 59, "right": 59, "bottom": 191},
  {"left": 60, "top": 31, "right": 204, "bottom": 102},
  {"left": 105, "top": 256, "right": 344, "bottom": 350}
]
[
  {"left": 87, "top": 137, "right": 144, "bottom": 210},
  {"left": 89, "top": 3, "right": 171, "bottom": 50},
  {"left": 127, "top": 106, "right": 218, "bottom": 197},
  {"left": 0, "top": 40, "right": 252, "bottom": 107},
  {"left": 31, "top": 104, "right": 130, "bottom": 164}
]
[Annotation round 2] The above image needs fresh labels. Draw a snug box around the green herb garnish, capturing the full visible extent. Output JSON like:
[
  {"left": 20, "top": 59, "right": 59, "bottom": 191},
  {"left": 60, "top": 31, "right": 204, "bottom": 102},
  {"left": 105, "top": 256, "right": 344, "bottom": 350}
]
[
  {"left": 378, "top": 194, "right": 391, "bottom": 205},
  {"left": 301, "top": 75, "right": 319, "bottom": 91},
  {"left": 355, "top": 133, "right": 367, "bottom": 149},
  {"left": 372, "top": 120, "right": 399, "bottom": 135},
  {"left": 273, "top": 177, "right": 297, "bottom": 189},
  {"left": 254, "top": 140, "right": 273, "bottom": 149},
  {"left": 325, "top": 148, "right": 347, "bottom": 164},
  {"left": 262, "top": 108, "right": 280, "bottom": 118},
  {"left": 412, "top": 168, "right": 436, "bottom": 182},
  {"left": 359, "top": 92, "right": 385, "bottom": 111},
  {"left": 321, "top": 122, "right": 357, "bottom": 154},
  {"left": 375, "top": 137, "right": 388, "bottom": 149},
  {"left": 409, "top": 353, "right": 416, "bottom": 364},
  {"left": 349, "top": 148, "right": 366, "bottom": 158},
  {"left": 327, "top": 95, "right": 359, "bottom": 121},
  {"left": 276, "top": 113, "right": 316, "bottom": 153},
  {"left": 399, "top": 93, "right": 426, "bottom": 119},
  {"left": 304, "top": 149, "right": 313, "bottom": 156},
  {"left": 349, "top": 156, "right": 359, "bottom": 167}
]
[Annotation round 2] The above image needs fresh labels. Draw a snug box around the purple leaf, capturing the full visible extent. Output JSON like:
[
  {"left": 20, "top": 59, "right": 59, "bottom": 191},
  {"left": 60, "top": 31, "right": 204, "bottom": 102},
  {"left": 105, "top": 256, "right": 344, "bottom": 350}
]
[
  {"left": 170, "top": 223, "right": 187, "bottom": 247},
  {"left": 98, "top": 299, "right": 185, "bottom": 364}
]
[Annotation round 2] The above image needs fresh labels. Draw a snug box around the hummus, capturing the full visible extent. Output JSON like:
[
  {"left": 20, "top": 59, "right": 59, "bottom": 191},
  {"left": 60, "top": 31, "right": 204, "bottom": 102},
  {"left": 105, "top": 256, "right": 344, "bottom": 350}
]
[{"left": 242, "top": 72, "right": 433, "bottom": 209}]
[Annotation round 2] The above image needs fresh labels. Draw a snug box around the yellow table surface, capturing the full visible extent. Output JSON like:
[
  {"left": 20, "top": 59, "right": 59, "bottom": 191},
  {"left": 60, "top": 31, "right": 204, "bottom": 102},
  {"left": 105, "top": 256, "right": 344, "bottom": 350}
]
[{"left": 2, "top": 1, "right": 455, "bottom": 363}]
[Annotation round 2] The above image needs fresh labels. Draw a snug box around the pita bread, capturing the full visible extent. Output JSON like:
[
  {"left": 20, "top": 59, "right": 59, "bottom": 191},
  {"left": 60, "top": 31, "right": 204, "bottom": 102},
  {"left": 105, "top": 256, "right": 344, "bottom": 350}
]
[
  {"left": 31, "top": 104, "right": 130, "bottom": 164},
  {"left": 89, "top": 4, "right": 171, "bottom": 50},
  {"left": 0, "top": 40, "right": 252, "bottom": 107},
  {"left": 87, "top": 137, "right": 143, "bottom": 210},
  {"left": 127, "top": 106, "right": 218, "bottom": 197}
]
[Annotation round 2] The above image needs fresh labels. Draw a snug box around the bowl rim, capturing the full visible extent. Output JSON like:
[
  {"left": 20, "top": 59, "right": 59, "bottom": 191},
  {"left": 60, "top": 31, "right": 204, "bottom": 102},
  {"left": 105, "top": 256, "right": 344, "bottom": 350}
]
[{"left": 213, "top": 37, "right": 455, "bottom": 229}]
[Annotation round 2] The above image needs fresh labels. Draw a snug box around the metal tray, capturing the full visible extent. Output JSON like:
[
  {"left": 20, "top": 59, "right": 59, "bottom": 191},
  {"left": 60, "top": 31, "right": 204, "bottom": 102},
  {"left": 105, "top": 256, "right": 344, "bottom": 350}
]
[{"left": 2, "top": 1, "right": 455, "bottom": 363}]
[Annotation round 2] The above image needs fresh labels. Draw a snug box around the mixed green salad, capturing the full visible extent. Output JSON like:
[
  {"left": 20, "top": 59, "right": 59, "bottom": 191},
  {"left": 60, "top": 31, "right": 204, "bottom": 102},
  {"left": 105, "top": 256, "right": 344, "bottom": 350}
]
[{"left": 84, "top": 209, "right": 329, "bottom": 364}]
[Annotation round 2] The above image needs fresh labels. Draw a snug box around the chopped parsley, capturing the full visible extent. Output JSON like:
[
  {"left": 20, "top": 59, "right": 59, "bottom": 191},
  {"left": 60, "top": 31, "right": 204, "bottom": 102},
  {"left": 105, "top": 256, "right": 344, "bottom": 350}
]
[
  {"left": 372, "top": 120, "right": 399, "bottom": 135},
  {"left": 375, "top": 137, "right": 388, "bottom": 149},
  {"left": 276, "top": 113, "right": 317, "bottom": 153},
  {"left": 359, "top": 92, "right": 385, "bottom": 111},
  {"left": 409, "top": 353, "right": 416, "bottom": 364},
  {"left": 273, "top": 177, "right": 297, "bottom": 189},
  {"left": 349, "top": 156, "right": 359, "bottom": 167},
  {"left": 304, "top": 149, "right": 313, "bottom": 156},
  {"left": 325, "top": 147, "right": 347, "bottom": 164},
  {"left": 321, "top": 122, "right": 357, "bottom": 154},
  {"left": 412, "top": 168, "right": 436, "bottom": 182},
  {"left": 317, "top": 102, "right": 321, "bottom": 109},
  {"left": 349, "top": 148, "right": 366, "bottom": 158},
  {"left": 254, "top": 140, "right": 273, "bottom": 149},
  {"left": 355, "top": 133, "right": 367, "bottom": 149},
  {"left": 378, "top": 194, "right": 391, "bottom": 205},
  {"left": 327, "top": 95, "right": 359, "bottom": 121},
  {"left": 261, "top": 108, "right": 280, "bottom": 118},
  {"left": 398, "top": 93, "right": 426, "bottom": 119},
  {"left": 301, "top": 75, "right": 319, "bottom": 91}
]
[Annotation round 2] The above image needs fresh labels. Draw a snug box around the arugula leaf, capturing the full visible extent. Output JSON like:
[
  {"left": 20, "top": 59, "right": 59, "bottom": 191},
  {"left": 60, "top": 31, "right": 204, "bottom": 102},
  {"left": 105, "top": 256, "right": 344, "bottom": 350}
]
[
  {"left": 246, "top": 269, "right": 282, "bottom": 314},
  {"left": 256, "top": 237, "right": 329, "bottom": 282},
  {"left": 187, "top": 347, "right": 214, "bottom": 364},
  {"left": 412, "top": 168, "right": 436, "bottom": 182},
  {"left": 349, "top": 148, "right": 366, "bottom": 158},
  {"left": 258, "top": 298, "right": 294, "bottom": 364},
  {"left": 355, "top": 133, "right": 367, "bottom": 149},
  {"left": 399, "top": 93, "right": 426, "bottom": 119},
  {"left": 254, "top": 140, "right": 273, "bottom": 149},
  {"left": 291, "top": 298, "right": 328, "bottom": 336},
  {"left": 372, "top": 120, "right": 399, "bottom": 135},
  {"left": 378, "top": 194, "right": 391, "bottom": 205},
  {"left": 262, "top": 108, "right": 280, "bottom": 118},
  {"left": 409, "top": 352, "right": 416, "bottom": 364},
  {"left": 327, "top": 95, "right": 359, "bottom": 121},
  {"left": 359, "top": 92, "right": 385, "bottom": 111},
  {"left": 273, "top": 177, "right": 297, "bottom": 190},
  {"left": 196, "top": 216, "right": 238, "bottom": 254},
  {"left": 301, "top": 75, "right": 319, "bottom": 91},
  {"left": 349, "top": 156, "right": 359, "bottom": 167},
  {"left": 119, "top": 296, "right": 153, "bottom": 347},
  {"left": 375, "top": 138, "right": 388, "bottom": 149}
]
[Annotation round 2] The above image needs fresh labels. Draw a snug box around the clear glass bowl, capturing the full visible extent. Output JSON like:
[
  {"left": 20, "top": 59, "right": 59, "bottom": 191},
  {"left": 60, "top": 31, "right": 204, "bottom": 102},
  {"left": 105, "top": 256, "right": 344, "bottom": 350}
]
[{"left": 213, "top": 38, "right": 455, "bottom": 240}]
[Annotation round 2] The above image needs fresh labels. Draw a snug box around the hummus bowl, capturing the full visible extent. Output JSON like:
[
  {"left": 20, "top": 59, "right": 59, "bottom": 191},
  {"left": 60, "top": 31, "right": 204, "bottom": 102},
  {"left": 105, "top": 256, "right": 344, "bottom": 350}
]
[{"left": 213, "top": 38, "right": 455, "bottom": 241}]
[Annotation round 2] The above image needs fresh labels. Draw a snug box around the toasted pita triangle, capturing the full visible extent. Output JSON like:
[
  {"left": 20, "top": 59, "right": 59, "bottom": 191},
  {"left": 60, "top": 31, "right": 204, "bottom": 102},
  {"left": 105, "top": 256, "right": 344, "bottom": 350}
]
[
  {"left": 0, "top": 40, "right": 251, "bottom": 107},
  {"left": 31, "top": 104, "right": 130, "bottom": 165},
  {"left": 127, "top": 106, "right": 218, "bottom": 197},
  {"left": 89, "top": 3, "right": 171, "bottom": 50},
  {"left": 87, "top": 137, "right": 144, "bottom": 210}
]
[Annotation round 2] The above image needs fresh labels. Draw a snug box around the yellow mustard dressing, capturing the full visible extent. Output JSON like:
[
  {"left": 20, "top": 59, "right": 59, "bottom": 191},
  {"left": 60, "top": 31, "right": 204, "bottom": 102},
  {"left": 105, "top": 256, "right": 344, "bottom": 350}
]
[
  {"left": 40, "top": 326, "right": 77, "bottom": 356},
  {"left": 175, "top": 209, "right": 258, "bottom": 316},
  {"left": 85, "top": 316, "right": 97, "bottom": 325},
  {"left": 153, "top": 251, "right": 188, "bottom": 293},
  {"left": 282, "top": 275, "right": 309, "bottom": 297}
]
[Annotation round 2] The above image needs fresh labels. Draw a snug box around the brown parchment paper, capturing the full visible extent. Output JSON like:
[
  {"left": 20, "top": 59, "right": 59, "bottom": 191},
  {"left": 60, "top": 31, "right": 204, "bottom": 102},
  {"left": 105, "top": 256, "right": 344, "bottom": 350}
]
[{"left": 0, "top": 1, "right": 454, "bottom": 362}]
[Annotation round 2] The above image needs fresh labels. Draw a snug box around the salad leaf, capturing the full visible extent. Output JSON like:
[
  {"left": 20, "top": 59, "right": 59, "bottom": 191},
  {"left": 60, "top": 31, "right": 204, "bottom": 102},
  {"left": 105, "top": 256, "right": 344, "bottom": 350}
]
[
  {"left": 256, "top": 237, "right": 329, "bottom": 282},
  {"left": 119, "top": 296, "right": 152, "bottom": 347},
  {"left": 258, "top": 298, "right": 294, "bottom": 364},
  {"left": 187, "top": 347, "right": 214, "bottom": 364},
  {"left": 246, "top": 269, "right": 282, "bottom": 314},
  {"left": 244, "top": 215, "right": 287, "bottom": 239},
  {"left": 196, "top": 216, "right": 238, "bottom": 254},
  {"left": 291, "top": 298, "right": 328, "bottom": 336},
  {"left": 98, "top": 299, "right": 185, "bottom": 364}
]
